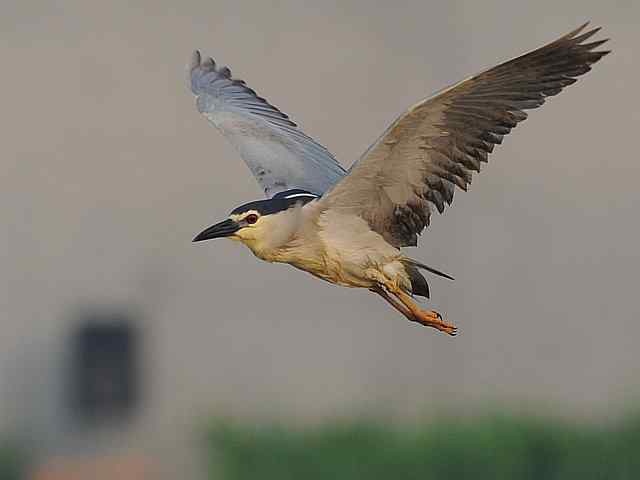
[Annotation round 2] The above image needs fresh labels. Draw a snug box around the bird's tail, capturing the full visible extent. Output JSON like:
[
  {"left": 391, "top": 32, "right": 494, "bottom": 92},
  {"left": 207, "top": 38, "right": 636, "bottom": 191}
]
[
  {"left": 403, "top": 258, "right": 455, "bottom": 281},
  {"left": 403, "top": 262, "right": 431, "bottom": 298},
  {"left": 401, "top": 258, "right": 454, "bottom": 299}
]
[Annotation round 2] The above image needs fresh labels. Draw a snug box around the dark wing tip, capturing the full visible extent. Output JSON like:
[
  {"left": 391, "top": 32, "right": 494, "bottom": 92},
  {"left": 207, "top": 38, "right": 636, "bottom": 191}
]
[
  {"left": 190, "top": 50, "right": 201, "bottom": 71},
  {"left": 567, "top": 24, "right": 611, "bottom": 58},
  {"left": 189, "top": 51, "right": 232, "bottom": 95},
  {"left": 562, "top": 21, "right": 592, "bottom": 41},
  {"left": 201, "top": 56, "right": 216, "bottom": 72}
]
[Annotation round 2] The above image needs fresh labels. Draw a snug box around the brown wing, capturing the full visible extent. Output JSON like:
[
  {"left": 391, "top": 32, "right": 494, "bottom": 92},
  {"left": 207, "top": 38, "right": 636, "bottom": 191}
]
[{"left": 322, "top": 23, "right": 610, "bottom": 247}]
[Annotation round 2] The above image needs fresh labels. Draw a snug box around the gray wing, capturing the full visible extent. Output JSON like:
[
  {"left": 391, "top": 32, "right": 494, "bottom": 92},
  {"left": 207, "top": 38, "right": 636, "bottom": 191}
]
[
  {"left": 190, "top": 52, "right": 346, "bottom": 197},
  {"left": 321, "top": 23, "right": 609, "bottom": 247}
]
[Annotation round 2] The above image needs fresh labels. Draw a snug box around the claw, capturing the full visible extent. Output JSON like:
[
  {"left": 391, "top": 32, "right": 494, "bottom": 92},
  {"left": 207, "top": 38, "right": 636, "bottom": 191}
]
[
  {"left": 440, "top": 324, "right": 458, "bottom": 337},
  {"left": 378, "top": 285, "right": 458, "bottom": 337},
  {"left": 413, "top": 309, "right": 458, "bottom": 336}
]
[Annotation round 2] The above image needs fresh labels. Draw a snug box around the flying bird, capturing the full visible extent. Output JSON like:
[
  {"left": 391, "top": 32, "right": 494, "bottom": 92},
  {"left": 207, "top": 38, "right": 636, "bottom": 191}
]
[{"left": 190, "top": 23, "right": 609, "bottom": 336}]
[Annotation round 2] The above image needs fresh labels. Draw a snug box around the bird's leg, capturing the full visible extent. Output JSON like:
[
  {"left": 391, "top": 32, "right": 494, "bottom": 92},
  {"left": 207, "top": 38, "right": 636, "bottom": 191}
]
[
  {"left": 370, "top": 286, "right": 415, "bottom": 323},
  {"left": 384, "top": 283, "right": 458, "bottom": 336}
]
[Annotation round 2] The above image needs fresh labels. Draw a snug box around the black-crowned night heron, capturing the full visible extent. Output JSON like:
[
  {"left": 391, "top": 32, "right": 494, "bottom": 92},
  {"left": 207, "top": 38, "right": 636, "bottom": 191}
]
[{"left": 191, "top": 24, "right": 609, "bottom": 336}]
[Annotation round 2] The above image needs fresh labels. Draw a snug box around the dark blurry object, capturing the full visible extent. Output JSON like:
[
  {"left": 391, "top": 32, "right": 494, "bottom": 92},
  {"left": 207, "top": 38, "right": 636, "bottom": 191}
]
[{"left": 71, "top": 314, "right": 139, "bottom": 421}]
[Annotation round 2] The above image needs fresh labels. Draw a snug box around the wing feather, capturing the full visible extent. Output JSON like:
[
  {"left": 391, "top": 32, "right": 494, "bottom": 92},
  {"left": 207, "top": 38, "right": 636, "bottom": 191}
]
[
  {"left": 190, "top": 52, "right": 346, "bottom": 197},
  {"left": 322, "top": 23, "right": 610, "bottom": 247}
]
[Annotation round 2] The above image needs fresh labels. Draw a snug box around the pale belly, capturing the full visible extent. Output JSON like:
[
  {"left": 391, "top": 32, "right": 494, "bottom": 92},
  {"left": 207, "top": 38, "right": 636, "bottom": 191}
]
[
  {"left": 290, "top": 260, "right": 377, "bottom": 289},
  {"left": 285, "top": 250, "right": 401, "bottom": 290}
]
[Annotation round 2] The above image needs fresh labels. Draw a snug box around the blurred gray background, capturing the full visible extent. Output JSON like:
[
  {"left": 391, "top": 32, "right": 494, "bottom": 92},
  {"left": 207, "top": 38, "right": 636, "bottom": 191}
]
[{"left": 1, "top": 0, "right": 638, "bottom": 478}]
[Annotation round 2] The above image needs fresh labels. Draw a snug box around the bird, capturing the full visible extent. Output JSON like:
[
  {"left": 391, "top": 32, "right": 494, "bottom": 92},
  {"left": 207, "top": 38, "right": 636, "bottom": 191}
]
[{"left": 190, "top": 23, "right": 609, "bottom": 336}]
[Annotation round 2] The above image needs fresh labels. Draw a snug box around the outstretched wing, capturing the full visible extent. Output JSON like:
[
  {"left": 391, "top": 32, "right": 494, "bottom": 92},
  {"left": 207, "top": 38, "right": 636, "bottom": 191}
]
[
  {"left": 190, "top": 52, "right": 346, "bottom": 197},
  {"left": 321, "top": 23, "right": 609, "bottom": 247}
]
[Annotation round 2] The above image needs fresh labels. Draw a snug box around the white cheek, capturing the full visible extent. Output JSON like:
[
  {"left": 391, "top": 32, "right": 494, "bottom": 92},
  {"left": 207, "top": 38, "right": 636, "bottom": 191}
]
[
  {"left": 235, "top": 225, "right": 261, "bottom": 242},
  {"left": 249, "top": 224, "right": 269, "bottom": 243},
  {"left": 232, "top": 213, "right": 295, "bottom": 252},
  {"left": 234, "top": 229, "right": 251, "bottom": 240}
]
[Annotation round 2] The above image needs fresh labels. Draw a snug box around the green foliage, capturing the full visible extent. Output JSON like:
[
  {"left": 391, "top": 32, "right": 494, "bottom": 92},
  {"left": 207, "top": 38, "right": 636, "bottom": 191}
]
[
  {"left": 205, "top": 413, "right": 640, "bottom": 480},
  {"left": 0, "top": 442, "right": 27, "bottom": 480}
]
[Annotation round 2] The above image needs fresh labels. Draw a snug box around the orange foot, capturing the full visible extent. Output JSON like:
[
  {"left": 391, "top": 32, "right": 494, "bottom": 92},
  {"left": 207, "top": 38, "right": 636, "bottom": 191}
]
[{"left": 413, "top": 309, "right": 458, "bottom": 336}]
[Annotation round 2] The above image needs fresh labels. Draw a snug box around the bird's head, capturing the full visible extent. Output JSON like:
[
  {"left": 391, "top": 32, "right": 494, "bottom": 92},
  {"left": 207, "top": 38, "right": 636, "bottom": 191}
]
[{"left": 192, "top": 190, "right": 318, "bottom": 257}]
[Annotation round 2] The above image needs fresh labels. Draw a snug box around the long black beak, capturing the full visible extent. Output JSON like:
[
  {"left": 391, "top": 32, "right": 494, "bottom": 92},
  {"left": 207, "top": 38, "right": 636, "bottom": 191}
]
[{"left": 193, "top": 219, "right": 240, "bottom": 242}]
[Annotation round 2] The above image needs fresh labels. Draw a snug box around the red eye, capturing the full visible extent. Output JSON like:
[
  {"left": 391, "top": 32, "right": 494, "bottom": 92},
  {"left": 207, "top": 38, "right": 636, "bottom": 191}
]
[{"left": 245, "top": 214, "right": 259, "bottom": 225}]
